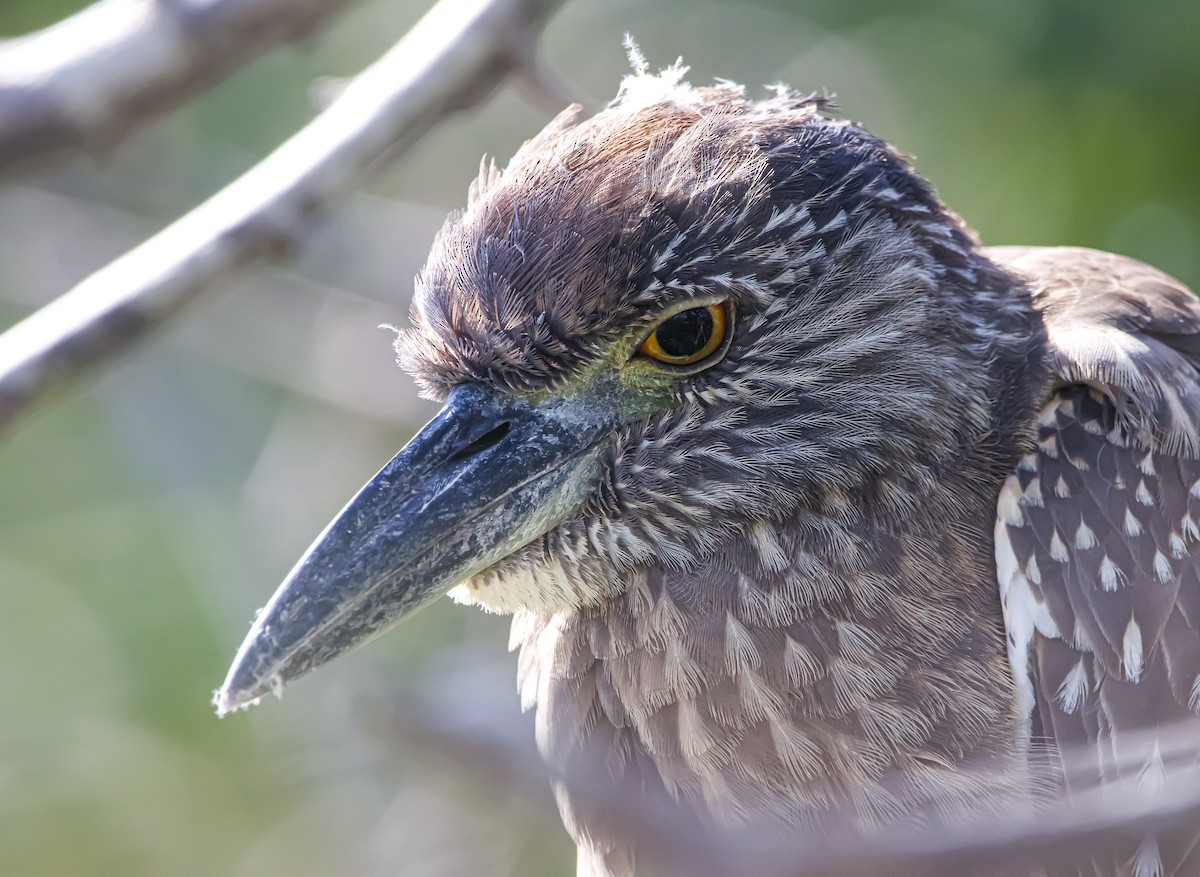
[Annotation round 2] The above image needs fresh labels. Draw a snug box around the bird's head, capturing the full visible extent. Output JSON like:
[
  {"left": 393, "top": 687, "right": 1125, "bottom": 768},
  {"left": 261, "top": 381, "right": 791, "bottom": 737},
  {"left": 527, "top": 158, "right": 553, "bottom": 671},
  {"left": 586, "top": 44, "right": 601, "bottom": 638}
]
[{"left": 217, "top": 65, "right": 1033, "bottom": 713}]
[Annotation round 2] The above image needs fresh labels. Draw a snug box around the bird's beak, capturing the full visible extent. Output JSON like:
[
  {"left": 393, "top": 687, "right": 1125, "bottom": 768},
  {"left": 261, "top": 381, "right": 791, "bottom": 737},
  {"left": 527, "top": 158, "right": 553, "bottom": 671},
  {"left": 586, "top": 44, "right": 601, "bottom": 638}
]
[{"left": 215, "top": 382, "right": 611, "bottom": 715}]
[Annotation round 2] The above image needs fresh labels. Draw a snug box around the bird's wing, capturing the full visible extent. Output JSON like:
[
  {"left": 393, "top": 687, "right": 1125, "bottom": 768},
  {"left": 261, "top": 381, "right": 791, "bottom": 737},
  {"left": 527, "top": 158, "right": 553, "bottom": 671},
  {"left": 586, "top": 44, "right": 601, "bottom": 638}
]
[{"left": 988, "top": 246, "right": 1200, "bottom": 877}]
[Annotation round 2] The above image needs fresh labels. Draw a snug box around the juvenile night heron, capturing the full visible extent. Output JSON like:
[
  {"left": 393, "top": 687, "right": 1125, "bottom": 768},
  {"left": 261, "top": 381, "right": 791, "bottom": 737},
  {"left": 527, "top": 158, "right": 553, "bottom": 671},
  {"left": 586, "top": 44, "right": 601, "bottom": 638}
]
[{"left": 217, "top": 64, "right": 1200, "bottom": 876}]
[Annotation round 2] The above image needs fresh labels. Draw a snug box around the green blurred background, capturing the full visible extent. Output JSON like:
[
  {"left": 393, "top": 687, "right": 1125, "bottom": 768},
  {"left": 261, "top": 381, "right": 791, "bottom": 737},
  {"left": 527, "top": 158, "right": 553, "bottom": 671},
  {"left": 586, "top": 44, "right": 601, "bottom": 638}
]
[{"left": 0, "top": 0, "right": 1197, "bottom": 874}]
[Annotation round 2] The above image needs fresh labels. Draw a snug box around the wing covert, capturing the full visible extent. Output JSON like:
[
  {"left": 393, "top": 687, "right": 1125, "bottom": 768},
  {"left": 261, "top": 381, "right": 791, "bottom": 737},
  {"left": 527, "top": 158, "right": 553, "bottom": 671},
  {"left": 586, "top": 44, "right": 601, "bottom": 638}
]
[{"left": 990, "top": 246, "right": 1200, "bottom": 877}]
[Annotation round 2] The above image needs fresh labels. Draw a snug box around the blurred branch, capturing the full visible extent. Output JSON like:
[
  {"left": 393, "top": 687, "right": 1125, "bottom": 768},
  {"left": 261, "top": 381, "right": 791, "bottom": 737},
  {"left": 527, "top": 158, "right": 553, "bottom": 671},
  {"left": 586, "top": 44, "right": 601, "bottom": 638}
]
[
  {"left": 0, "top": 0, "right": 569, "bottom": 433},
  {"left": 383, "top": 664, "right": 1200, "bottom": 877},
  {"left": 0, "top": 0, "right": 363, "bottom": 181}
]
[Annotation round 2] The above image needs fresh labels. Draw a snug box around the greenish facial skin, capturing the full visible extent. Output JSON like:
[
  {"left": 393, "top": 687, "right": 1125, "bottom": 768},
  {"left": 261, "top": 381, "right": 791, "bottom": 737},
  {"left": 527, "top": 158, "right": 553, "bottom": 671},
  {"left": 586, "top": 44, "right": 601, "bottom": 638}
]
[{"left": 215, "top": 299, "right": 733, "bottom": 715}]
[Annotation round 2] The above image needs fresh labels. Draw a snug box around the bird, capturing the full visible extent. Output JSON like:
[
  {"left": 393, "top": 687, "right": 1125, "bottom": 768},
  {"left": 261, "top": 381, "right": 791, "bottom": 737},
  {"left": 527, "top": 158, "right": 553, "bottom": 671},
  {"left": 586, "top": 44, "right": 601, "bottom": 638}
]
[{"left": 215, "top": 60, "right": 1200, "bottom": 877}]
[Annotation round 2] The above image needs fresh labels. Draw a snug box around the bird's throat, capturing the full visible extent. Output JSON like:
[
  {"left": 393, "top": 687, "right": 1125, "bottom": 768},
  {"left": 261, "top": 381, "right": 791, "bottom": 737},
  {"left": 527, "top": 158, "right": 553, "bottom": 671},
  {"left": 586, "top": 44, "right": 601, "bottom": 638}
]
[{"left": 511, "top": 495, "right": 1028, "bottom": 856}]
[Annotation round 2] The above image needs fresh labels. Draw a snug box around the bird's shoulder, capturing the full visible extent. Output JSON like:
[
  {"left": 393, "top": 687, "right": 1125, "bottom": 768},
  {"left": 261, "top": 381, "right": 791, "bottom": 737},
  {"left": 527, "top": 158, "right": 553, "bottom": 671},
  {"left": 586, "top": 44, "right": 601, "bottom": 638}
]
[
  {"left": 988, "top": 245, "right": 1200, "bottom": 455},
  {"left": 988, "top": 246, "right": 1200, "bottom": 875}
]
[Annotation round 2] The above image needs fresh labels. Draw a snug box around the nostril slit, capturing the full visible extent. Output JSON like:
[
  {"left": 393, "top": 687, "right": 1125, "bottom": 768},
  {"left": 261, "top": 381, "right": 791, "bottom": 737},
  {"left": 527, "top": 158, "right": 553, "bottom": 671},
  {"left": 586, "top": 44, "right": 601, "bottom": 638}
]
[{"left": 448, "top": 422, "right": 511, "bottom": 463}]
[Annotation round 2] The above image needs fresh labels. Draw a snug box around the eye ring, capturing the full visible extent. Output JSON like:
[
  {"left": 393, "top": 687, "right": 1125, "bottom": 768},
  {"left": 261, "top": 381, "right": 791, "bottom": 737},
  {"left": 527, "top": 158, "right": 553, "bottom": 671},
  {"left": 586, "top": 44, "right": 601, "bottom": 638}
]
[{"left": 636, "top": 301, "right": 730, "bottom": 367}]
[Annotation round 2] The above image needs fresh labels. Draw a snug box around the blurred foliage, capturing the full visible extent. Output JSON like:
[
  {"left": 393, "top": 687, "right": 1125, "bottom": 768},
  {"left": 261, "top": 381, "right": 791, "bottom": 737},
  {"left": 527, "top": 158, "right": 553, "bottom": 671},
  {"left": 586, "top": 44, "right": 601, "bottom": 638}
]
[{"left": 0, "top": 0, "right": 1197, "bottom": 875}]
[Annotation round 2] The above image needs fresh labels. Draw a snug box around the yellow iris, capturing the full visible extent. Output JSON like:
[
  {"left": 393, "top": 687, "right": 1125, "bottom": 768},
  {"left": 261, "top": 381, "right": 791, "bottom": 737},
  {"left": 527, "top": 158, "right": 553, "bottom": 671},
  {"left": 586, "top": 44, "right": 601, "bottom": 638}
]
[{"left": 637, "top": 302, "right": 729, "bottom": 366}]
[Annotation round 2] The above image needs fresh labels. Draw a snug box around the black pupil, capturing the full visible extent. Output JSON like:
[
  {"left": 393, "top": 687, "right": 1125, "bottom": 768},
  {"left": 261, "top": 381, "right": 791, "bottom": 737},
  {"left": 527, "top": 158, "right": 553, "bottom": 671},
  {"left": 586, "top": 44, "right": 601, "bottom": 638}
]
[{"left": 656, "top": 307, "right": 714, "bottom": 358}]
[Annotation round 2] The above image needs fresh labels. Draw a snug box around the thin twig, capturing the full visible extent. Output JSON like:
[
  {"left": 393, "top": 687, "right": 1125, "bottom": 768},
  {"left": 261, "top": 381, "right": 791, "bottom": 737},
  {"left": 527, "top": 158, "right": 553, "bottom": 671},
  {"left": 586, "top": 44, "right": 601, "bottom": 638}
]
[
  {"left": 0, "top": 0, "right": 363, "bottom": 180},
  {"left": 383, "top": 668, "right": 1200, "bottom": 877},
  {"left": 0, "top": 0, "right": 569, "bottom": 433}
]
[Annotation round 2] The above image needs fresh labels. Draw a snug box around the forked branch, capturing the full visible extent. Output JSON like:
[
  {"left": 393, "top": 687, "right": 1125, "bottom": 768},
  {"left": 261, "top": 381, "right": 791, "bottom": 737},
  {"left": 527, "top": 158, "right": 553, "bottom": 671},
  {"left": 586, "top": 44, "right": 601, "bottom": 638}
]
[{"left": 0, "top": 0, "right": 569, "bottom": 432}]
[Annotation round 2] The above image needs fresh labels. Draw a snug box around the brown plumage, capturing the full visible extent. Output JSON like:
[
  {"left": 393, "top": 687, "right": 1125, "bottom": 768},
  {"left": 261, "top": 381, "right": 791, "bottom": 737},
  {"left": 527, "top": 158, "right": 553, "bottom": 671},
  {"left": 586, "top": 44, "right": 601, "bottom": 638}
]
[{"left": 218, "top": 63, "right": 1200, "bottom": 877}]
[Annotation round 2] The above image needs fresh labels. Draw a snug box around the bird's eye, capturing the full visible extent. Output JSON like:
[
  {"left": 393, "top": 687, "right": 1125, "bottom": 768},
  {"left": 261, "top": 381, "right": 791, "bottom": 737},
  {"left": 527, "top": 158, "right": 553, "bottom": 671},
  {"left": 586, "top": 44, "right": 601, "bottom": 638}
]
[{"left": 637, "top": 302, "right": 729, "bottom": 367}]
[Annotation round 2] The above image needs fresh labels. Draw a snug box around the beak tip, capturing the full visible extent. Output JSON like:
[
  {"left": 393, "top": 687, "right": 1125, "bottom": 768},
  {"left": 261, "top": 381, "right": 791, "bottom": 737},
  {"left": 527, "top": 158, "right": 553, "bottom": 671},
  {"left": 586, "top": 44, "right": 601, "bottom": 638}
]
[
  {"left": 214, "top": 635, "right": 288, "bottom": 718},
  {"left": 212, "top": 673, "right": 285, "bottom": 718},
  {"left": 212, "top": 686, "right": 257, "bottom": 718}
]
